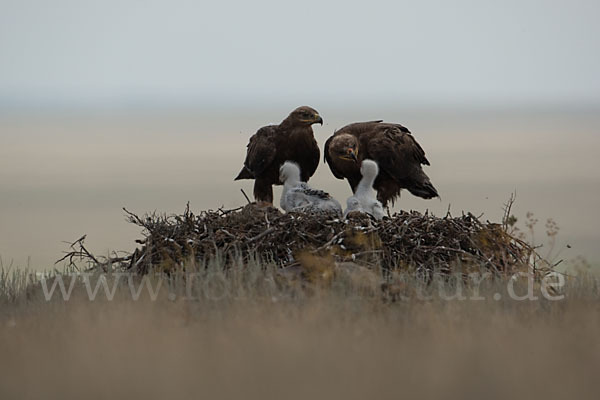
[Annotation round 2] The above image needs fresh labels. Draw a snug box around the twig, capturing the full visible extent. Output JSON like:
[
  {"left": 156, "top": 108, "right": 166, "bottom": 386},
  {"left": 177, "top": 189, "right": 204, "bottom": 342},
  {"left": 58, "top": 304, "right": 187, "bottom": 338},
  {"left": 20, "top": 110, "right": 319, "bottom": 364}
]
[
  {"left": 247, "top": 227, "right": 276, "bottom": 243},
  {"left": 123, "top": 207, "right": 147, "bottom": 227},
  {"left": 218, "top": 206, "right": 244, "bottom": 215},
  {"left": 502, "top": 191, "right": 517, "bottom": 230},
  {"left": 314, "top": 231, "right": 344, "bottom": 252},
  {"left": 55, "top": 235, "right": 105, "bottom": 272},
  {"left": 240, "top": 189, "right": 251, "bottom": 204}
]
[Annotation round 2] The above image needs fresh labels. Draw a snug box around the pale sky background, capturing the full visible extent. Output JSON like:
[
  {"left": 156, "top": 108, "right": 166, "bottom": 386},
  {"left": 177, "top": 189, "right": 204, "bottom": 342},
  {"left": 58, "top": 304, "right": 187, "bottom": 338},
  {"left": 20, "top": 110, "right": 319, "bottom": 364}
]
[
  {"left": 1, "top": 0, "right": 599, "bottom": 108},
  {"left": 1, "top": 0, "right": 599, "bottom": 270}
]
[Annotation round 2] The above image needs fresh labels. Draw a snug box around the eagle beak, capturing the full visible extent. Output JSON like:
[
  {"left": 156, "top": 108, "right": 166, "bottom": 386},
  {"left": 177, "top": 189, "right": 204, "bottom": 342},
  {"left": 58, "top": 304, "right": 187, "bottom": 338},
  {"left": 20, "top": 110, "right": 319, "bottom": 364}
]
[
  {"left": 315, "top": 115, "right": 323, "bottom": 125},
  {"left": 343, "top": 148, "right": 358, "bottom": 162}
]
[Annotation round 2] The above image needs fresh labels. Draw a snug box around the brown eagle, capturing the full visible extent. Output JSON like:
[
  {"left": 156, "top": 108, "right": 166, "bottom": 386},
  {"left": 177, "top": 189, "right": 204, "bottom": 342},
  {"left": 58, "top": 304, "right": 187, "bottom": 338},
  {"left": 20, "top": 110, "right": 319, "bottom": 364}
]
[
  {"left": 235, "top": 106, "right": 323, "bottom": 204},
  {"left": 324, "top": 120, "right": 438, "bottom": 207}
]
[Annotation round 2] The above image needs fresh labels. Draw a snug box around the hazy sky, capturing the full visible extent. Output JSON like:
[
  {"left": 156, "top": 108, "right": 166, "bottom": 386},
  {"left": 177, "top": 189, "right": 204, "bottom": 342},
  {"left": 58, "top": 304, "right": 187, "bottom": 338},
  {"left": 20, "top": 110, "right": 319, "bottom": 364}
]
[{"left": 1, "top": 0, "right": 599, "bottom": 107}]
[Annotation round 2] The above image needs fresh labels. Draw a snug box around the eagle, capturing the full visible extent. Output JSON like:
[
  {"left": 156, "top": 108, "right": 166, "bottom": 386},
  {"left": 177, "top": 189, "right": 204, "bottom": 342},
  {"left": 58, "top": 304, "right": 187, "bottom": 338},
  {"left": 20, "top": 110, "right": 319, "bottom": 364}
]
[
  {"left": 344, "top": 159, "right": 385, "bottom": 220},
  {"left": 235, "top": 106, "right": 323, "bottom": 204},
  {"left": 324, "top": 121, "right": 438, "bottom": 207},
  {"left": 279, "top": 161, "right": 342, "bottom": 214}
]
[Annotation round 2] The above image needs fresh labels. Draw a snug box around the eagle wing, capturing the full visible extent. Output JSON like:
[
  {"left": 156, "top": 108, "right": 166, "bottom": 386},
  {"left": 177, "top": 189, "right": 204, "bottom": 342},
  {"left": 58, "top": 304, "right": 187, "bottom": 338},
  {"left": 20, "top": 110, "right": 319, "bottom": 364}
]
[
  {"left": 367, "top": 125, "right": 430, "bottom": 180},
  {"left": 333, "top": 120, "right": 385, "bottom": 135},
  {"left": 244, "top": 126, "right": 278, "bottom": 177},
  {"left": 302, "top": 136, "right": 321, "bottom": 182}
]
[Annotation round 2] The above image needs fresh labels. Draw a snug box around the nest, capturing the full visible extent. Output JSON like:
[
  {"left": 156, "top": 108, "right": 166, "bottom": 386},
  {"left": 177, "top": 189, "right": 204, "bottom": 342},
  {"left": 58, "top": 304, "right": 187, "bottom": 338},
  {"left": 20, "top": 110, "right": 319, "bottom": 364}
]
[{"left": 96, "top": 203, "right": 535, "bottom": 276}]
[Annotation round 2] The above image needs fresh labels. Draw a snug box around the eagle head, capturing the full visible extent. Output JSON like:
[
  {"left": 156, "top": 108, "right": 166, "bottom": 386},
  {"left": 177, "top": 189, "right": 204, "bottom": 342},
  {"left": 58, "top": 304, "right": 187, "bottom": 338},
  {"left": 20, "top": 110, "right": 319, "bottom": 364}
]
[
  {"left": 329, "top": 134, "right": 359, "bottom": 163},
  {"left": 288, "top": 106, "right": 323, "bottom": 126}
]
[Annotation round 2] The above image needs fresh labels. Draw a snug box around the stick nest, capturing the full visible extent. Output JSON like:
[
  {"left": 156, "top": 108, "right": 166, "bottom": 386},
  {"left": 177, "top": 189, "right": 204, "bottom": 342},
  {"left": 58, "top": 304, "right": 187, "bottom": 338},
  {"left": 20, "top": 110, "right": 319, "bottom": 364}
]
[{"left": 102, "top": 204, "right": 535, "bottom": 276}]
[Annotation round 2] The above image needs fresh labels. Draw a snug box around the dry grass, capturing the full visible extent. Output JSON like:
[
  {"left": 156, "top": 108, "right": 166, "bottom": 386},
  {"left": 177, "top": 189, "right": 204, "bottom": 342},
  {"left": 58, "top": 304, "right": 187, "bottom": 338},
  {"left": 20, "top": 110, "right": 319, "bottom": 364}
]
[
  {"left": 1, "top": 199, "right": 598, "bottom": 399},
  {"left": 1, "top": 257, "right": 599, "bottom": 400}
]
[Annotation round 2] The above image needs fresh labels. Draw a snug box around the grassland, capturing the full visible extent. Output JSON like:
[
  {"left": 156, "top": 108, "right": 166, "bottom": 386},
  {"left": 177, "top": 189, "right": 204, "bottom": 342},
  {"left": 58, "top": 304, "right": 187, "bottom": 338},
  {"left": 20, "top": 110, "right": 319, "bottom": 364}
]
[{"left": 1, "top": 257, "right": 599, "bottom": 400}]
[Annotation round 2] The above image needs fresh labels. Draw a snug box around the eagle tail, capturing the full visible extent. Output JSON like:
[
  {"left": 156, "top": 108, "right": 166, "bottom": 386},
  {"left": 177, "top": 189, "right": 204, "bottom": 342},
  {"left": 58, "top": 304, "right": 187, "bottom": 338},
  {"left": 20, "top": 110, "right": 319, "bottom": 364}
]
[
  {"left": 234, "top": 166, "right": 254, "bottom": 180},
  {"left": 407, "top": 179, "right": 439, "bottom": 200},
  {"left": 254, "top": 179, "right": 273, "bottom": 204}
]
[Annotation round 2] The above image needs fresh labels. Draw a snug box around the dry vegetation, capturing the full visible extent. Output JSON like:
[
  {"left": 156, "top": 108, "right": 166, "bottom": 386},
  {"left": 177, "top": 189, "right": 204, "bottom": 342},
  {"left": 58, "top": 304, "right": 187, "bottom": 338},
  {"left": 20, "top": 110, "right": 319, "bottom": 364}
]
[
  {"left": 1, "top": 202, "right": 599, "bottom": 400},
  {"left": 1, "top": 260, "right": 600, "bottom": 400},
  {"left": 58, "top": 201, "right": 542, "bottom": 277}
]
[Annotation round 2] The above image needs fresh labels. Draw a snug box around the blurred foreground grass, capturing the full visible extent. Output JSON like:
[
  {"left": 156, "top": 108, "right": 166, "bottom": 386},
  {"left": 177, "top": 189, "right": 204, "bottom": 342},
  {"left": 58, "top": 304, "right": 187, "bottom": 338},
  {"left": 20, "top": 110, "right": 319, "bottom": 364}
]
[{"left": 1, "top": 259, "right": 599, "bottom": 400}]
